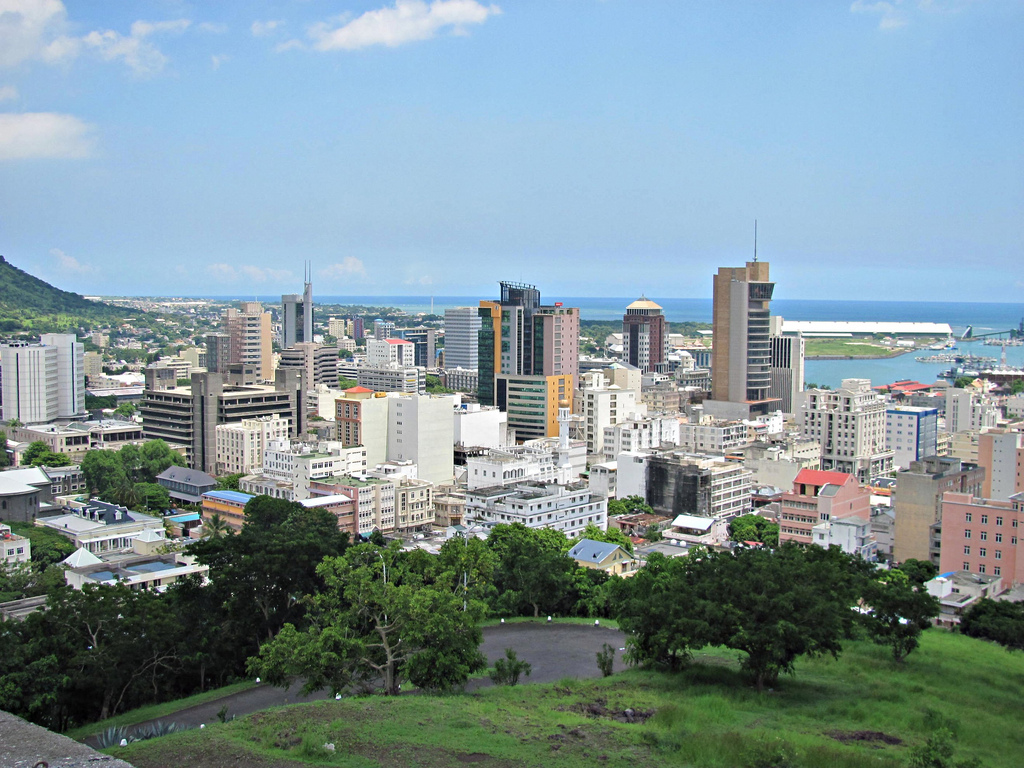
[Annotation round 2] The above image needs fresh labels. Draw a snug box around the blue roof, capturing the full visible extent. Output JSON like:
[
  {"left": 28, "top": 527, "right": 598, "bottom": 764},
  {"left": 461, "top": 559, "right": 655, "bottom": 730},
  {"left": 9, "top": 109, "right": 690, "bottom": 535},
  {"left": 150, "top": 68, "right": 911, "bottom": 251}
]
[
  {"left": 202, "top": 490, "right": 254, "bottom": 504},
  {"left": 568, "top": 539, "right": 625, "bottom": 564}
]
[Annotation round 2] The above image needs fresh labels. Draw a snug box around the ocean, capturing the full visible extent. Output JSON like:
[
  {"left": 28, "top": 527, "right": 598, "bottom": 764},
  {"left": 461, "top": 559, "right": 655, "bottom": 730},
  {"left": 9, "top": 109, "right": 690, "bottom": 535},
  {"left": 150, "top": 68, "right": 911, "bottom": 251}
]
[{"left": 210, "top": 294, "right": 1024, "bottom": 389}]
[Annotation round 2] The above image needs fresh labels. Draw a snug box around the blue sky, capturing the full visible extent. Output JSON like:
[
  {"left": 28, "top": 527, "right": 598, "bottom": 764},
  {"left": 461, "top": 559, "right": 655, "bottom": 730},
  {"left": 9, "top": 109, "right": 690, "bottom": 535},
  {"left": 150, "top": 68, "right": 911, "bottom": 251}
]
[{"left": 1, "top": 1, "right": 1021, "bottom": 302}]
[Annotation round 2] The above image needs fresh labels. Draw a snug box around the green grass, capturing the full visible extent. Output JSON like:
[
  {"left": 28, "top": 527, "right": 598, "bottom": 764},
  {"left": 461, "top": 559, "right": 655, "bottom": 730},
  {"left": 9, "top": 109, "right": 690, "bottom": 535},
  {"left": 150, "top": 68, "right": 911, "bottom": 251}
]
[
  {"left": 103, "top": 630, "right": 1024, "bottom": 768},
  {"left": 65, "top": 680, "right": 258, "bottom": 741},
  {"left": 804, "top": 338, "right": 914, "bottom": 359}
]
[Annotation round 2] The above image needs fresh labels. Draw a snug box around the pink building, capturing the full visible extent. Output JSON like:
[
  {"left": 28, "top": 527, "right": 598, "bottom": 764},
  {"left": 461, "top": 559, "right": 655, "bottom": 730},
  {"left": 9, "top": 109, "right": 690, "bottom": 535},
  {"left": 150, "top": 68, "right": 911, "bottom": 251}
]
[
  {"left": 779, "top": 469, "right": 871, "bottom": 545},
  {"left": 939, "top": 491, "right": 1024, "bottom": 592}
]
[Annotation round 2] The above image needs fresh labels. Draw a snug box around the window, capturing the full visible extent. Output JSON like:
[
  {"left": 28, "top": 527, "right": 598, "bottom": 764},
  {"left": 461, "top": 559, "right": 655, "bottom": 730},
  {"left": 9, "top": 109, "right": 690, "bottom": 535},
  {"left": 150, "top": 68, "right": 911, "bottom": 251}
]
[
  {"left": 963, "top": 561, "right": 971, "bottom": 570},
  {"left": 996, "top": 533, "right": 1002, "bottom": 543},
  {"left": 993, "top": 566, "right": 1001, "bottom": 576},
  {"left": 978, "top": 564, "right": 986, "bottom": 574},
  {"left": 979, "top": 548, "right": 987, "bottom": 558},
  {"left": 981, "top": 515, "right": 988, "bottom": 524},
  {"left": 995, "top": 550, "right": 1002, "bottom": 560},
  {"left": 996, "top": 516, "right": 1003, "bottom": 526},
  {"left": 964, "top": 529, "right": 971, "bottom": 539},
  {"left": 964, "top": 546, "right": 970, "bottom": 555},
  {"left": 965, "top": 512, "right": 972, "bottom": 522},
  {"left": 981, "top": 531, "right": 988, "bottom": 541}
]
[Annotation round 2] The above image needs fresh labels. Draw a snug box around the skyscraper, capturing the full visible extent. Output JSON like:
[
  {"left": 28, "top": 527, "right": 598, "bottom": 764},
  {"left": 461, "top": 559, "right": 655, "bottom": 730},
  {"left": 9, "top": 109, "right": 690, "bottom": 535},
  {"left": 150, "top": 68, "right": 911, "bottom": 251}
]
[
  {"left": 0, "top": 333, "right": 84, "bottom": 422},
  {"left": 768, "top": 316, "right": 805, "bottom": 414},
  {"left": 711, "top": 260, "right": 775, "bottom": 414},
  {"left": 282, "top": 264, "right": 313, "bottom": 349},
  {"left": 223, "top": 302, "right": 272, "bottom": 382},
  {"left": 477, "top": 281, "right": 579, "bottom": 439},
  {"left": 622, "top": 296, "right": 667, "bottom": 374},
  {"left": 443, "top": 307, "right": 481, "bottom": 371}
]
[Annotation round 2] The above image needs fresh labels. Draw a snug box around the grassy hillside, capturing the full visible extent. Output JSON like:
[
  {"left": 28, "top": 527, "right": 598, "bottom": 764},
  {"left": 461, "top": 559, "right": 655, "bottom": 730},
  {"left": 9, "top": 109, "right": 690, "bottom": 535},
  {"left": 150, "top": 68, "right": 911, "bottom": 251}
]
[
  {"left": 105, "top": 630, "right": 1022, "bottom": 768},
  {"left": 0, "top": 254, "right": 129, "bottom": 333}
]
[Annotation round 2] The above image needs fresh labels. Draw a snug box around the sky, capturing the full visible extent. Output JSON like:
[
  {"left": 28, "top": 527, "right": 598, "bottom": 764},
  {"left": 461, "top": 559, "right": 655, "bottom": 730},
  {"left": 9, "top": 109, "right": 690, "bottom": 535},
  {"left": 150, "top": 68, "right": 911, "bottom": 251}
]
[{"left": 0, "top": 1, "right": 1021, "bottom": 303}]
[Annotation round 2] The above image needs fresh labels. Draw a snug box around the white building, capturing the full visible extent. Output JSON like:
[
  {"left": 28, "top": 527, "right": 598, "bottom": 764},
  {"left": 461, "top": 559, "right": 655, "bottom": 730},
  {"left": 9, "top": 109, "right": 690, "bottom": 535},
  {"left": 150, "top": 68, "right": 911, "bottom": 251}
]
[
  {"left": 798, "top": 379, "right": 894, "bottom": 483},
  {"left": 945, "top": 387, "right": 1000, "bottom": 434},
  {"left": 454, "top": 402, "right": 508, "bottom": 449},
  {"left": 215, "top": 414, "right": 290, "bottom": 476},
  {"left": 387, "top": 394, "right": 457, "bottom": 486},
  {"left": 576, "top": 371, "right": 644, "bottom": 456},
  {"left": 678, "top": 418, "right": 750, "bottom": 455},
  {"left": 885, "top": 406, "right": 939, "bottom": 471},
  {"left": 811, "top": 516, "right": 877, "bottom": 560},
  {"left": 465, "top": 481, "right": 608, "bottom": 536},
  {"left": 443, "top": 307, "right": 482, "bottom": 371},
  {"left": 357, "top": 365, "right": 424, "bottom": 394},
  {"left": 602, "top": 414, "right": 680, "bottom": 462},
  {"left": 1, "top": 523, "right": 30, "bottom": 565},
  {"left": 240, "top": 439, "right": 367, "bottom": 501},
  {"left": 367, "top": 338, "right": 415, "bottom": 367},
  {"left": 1, "top": 334, "right": 84, "bottom": 423}
]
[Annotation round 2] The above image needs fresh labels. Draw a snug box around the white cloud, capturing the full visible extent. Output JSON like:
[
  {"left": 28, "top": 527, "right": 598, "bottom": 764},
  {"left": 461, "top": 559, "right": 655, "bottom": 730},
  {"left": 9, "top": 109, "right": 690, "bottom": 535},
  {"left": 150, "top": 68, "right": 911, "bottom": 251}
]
[
  {"left": 320, "top": 258, "right": 367, "bottom": 279},
  {"left": 307, "top": 0, "right": 501, "bottom": 52},
  {"left": 251, "top": 19, "right": 284, "bottom": 37},
  {"left": 850, "top": 0, "right": 908, "bottom": 30},
  {"left": 0, "top": 0, "right": 78, "bottom": 67},
  {"left": 0, "top": 112, "right": 94, "bottom": 160},
  {"left": 206, "top": 263, "right": 293, "bottom": 283},
  {"left": 83, "top": 19, "right": 190, "bottom": 76},
  {"left": 0, "top": 85, "right": 17, "bottom": 101},
  {"left": 211, "top": 54, "right": 229, "bottom": 70},
  {"left": 404, "top": 274, "right": 433, "bottom": 286},
  {"left": 207, "top": 263, "right": 238, "bottom": 280},
  {"left": 197, "top": 22, "right": 228, "bottom": 34},
  {"left": 51, "top": 247, "right": 94, "bottom": 273}
]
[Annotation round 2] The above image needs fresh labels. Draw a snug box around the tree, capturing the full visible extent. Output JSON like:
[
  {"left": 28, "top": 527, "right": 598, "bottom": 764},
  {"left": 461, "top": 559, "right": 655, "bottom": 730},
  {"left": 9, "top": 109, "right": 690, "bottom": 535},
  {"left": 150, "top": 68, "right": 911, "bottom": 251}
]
[
  {"left": 959, "top": 599, "right": 1024, "bottom": 651},
  {"left": 81, "top": 450, "right": 128, "bottom": 498},
  {"left": 486, "top": 523, "right": 576, "bottom": 617},
  {"left": 607, "top": 495, "right": 653, "bottom": 517},
  {"left": 137, "top": 440, "right": 185, "bottom": 483},
  {"left": 897, "top": 559, "right": 939, "bottom": 587},
  {"left": 134, "top": 482, "right": 171, "bottom": 513},
  {"left": 861, "top": 570, "right": 939, "bottom": 662},
  {"left": 953, "top": 376, "right": 975, "bottom": 389},
  {"left": 425, "top": 374, "right": 454, "bottom": 394},
  {"left": 215, "top": 473, "right": 245, "bottom": 491},
  {"left": 338, "top": 376, "right": 358, "bottom": 389},
  {"left": 728, "top": 514, "right": 780, "bottom": 546},
  {"left": 489, "top": 648, "right": 531, "bottom": 686},
  {"left": 0, "top": 429, "right": 10, "bottom": 468},
  {"left": 113, "top": 402, "right": 137, "bottom": 418},
  {"left": 21, "top": 441, "right": 70, "bottom": 468},
  {"left": 204, "top": 512, "right": 231, "bottom": 539},
  {"left": 249, "top": 543, "right": 485, "bottom": 696},
  {"left": 569, "top": 522, "right": 634, "bottom": 555}
]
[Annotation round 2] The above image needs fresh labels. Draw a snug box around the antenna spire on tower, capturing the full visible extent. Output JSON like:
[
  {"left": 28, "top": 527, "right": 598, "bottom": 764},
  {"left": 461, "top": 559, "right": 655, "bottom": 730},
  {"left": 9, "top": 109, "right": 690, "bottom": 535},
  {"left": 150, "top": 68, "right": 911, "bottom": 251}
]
[{"left": 753, "top": 220, "right": 758, "bottom": 262}]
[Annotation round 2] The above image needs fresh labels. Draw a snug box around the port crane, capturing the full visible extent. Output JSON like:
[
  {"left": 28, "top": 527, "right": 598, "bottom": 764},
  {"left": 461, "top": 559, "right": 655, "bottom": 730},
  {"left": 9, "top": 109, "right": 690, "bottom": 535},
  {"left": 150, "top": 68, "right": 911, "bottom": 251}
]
[{"left": 960, "top": 318, "right": 1024, "bottom": 341}]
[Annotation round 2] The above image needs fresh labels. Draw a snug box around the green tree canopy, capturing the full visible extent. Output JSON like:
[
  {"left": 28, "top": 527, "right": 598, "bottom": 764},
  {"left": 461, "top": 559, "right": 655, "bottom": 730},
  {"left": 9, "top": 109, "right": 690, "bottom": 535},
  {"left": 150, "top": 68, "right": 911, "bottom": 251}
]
[
  {"left": 569, "top": 522, "right": 634, "bottom": 555},
  {"left": 21, "top": 441, "right": 71, "bottom": 468},
  {"left": 959, "top": 598, "right": 1024, "bottom": 651},
  {"left": 861, "top": 569, "right": 940, "bottom": 661},
  {"left": 607, "top": 495, "right": 653, "bottom": 517},
  {"left": 897, "top": 558, "right": 939, "bottom": 587},
  {"left": 728, "top": 514, "right": 780, "bottom": 547},
  {"left": 134, "top": 482, "right": 171, "bottom": 513},
  {"left": 486, "top": 523, "right": 576, "bottom": 618}
]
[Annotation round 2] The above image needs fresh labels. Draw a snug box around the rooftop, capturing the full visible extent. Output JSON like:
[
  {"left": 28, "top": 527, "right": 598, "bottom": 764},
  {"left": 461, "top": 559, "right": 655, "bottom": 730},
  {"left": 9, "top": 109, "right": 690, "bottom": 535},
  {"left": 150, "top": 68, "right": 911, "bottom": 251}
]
[{"left": 202, "top": 490, "right": 254, "bottom": 504}]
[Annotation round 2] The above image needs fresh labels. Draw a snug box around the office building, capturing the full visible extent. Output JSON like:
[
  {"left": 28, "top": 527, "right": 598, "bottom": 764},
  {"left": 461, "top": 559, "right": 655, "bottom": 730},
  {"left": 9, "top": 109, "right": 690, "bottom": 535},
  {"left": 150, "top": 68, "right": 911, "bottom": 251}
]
[
  {"left": 0, "top": 334, "right": 84, "bottom": 423},
  {"left": 278, "top": 342, "right": 339, "bottom": 389},
  {"left": 711, "top": 260, "right": 775, "bottom": 415},
  {"left": 386, "top": 393, "right": 456, "bottom": 486},
  {"left": 223, "top": 302, "right": 272, "bottom": 382},
  {"left": 215, "top": 414, "right": 291, "bottom": 476},
  {"left": 464, "top": 481, "right": 607, "bottom": 536},
  {"left": 444, "top": 307, "right": 482, "bottom": 371},
  {"left": 141, "top": 369, "right": 305, "bottom": 474},
  {"left": 204, "top": 332, "right": 231, "bottom": 374},
  {"left": 281, "top": 267, "right": 314, "bottom": 349},
  {"left": 798, "top": 378, "right": 894, "bottom": 483},
  {"left": 778, "top": 469, "right": 872, "bottom": 551},
  {"left": 622, "top": 296, "right": 668, "bottom": 374},
  {"left": 478, "top": 281, "right": 579, "bottom": 439},
  {"left": 885, "top": 406, "right": 939, "bottom": 471},
  {"left": 768, "top": 316, "right": 804, "bottom": 414},
  {"left": 356, "top": 365, "right": 424, "bottom": 394},
  {"left": 367, "top": 338, "right": 415, "bottom": 367},
  {"left": 336, "top": 387, "right": 390, "bottom": 467},
  {"left": 939, "top": 491, "right": 1023, "bottom": 592},
  {"left": 240, "top": 439, "right": 367, "bottom": 501},
  {"left": 373, "top": 320, "right": 397, "bottom": 340},
  {"left": 400, "top": 328, "right": 436, "bottom": 368},
  {"left": 978, "top": 429, "right": 1024, "bottom": 501},
  {"left": 945, "top": 387, "right": 1000, "bottom": 435},
  {"left": 892, "top": 456, "right": 985, "bottom": 564}
]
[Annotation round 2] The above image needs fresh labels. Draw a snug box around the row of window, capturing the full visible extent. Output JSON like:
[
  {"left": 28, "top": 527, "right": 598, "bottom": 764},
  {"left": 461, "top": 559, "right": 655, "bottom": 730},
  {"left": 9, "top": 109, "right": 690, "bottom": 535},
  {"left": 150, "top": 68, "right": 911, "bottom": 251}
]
[
  {"left": 963, "top": 562, "right": 1001, "bottom": 576},
  {"left": 963, "top": 546, "right": 1005, "bottom": 559}
]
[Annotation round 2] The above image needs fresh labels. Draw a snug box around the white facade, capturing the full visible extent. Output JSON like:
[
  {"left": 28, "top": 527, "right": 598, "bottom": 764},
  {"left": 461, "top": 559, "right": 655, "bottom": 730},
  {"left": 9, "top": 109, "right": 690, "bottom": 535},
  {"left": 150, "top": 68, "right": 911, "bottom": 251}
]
[
  {"left": 1, "top": 334, "right": 84, "bottom": 423},
  {"left": 367, "top": 339, "right": 415, "bottom": 367},
  {"left": 443, "top": 307, "right": 481, "bottom": 371},
  {"left": 465, "top": 482, "right": 608, "bottom": 536},
  {"left": 357, "top": 365, "right": 424, "bottom": 394},
  {"left": 386, "top": 394, "right": 456, "bottom": 486},
  {"left": 885, "top": 406, "right": 939, "bottom": 470},
  {"left": 241, "top": 439, "right": 367, "bottom": 500},
  {"left": 577, "top": 372, "right": 644, "bottom": 456},
  {"left": 945, "top": 388, "right": 1000, "bottom": 434},
  {"left": 215, "top": 414, "right": 290, "bottom": 476},
  {"left": 811, "top": 516, "right": 876, "bottom": 560},
  {"left": 678, "top": 418, "right": 750, "bottom": 454},
  {"left": 602, "top": 415, "right": 680, "bottom": 462},
  {"left": 1, "top": 524, "right": 31, "bottom": 565},
  {"left": 454, "top": 402, "right": 508, "bottom": 449},
  {"left": 798, "top": 378, "right": 894, "bottom": 483}
]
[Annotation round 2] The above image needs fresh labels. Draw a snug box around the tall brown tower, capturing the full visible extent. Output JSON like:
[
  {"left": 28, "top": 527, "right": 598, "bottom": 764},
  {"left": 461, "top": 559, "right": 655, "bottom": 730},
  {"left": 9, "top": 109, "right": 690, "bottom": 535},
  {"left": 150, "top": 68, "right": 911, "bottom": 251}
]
[
  {"left": 622, "top": 296, "right": 667, "bottom": 373},
  {"left": 711, "top": 261, "right": 774, "bottom": 408}
]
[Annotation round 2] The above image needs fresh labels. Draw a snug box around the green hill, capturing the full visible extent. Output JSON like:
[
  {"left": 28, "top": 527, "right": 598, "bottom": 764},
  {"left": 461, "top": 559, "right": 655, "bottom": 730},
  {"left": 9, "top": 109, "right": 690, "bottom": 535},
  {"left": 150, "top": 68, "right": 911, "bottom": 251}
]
[
  {"left": 0, "top": 254, "right": 128, "bottom": 333},
  {"left": 105, "top": 630, "right": 1023, "bottom": 768}
]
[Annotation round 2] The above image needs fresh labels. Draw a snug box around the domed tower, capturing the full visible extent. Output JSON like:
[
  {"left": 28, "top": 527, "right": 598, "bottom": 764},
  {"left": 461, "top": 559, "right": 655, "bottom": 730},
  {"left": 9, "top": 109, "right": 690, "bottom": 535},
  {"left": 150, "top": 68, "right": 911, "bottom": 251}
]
[{"left": 622, "top": 295, "right": 667, "bottom": 373}]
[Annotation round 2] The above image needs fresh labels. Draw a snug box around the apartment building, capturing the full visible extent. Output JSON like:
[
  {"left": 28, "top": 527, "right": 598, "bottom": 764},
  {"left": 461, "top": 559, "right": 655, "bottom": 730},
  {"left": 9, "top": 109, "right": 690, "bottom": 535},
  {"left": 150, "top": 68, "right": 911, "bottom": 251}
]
[{"left": 939, "top": 491, "right": 1024, "bottom": 592}]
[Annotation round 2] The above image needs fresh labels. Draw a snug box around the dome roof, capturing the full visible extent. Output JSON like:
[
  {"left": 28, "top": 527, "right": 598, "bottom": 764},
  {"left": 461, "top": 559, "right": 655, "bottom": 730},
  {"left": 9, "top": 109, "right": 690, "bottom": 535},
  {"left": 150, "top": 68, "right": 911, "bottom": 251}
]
[{"left": 626, "top": 295, "right": 663, "bottom": 311}]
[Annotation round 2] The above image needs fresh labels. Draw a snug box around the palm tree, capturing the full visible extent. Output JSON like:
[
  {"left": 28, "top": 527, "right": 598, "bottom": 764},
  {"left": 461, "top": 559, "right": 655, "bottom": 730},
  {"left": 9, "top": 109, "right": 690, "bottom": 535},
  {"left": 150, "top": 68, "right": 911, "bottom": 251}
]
[
  {"left": 115, "top": 481, "right": 141, "bottom": 510},
  {"left": 205, "top": 513, "right": 230, "bottom": 539}
]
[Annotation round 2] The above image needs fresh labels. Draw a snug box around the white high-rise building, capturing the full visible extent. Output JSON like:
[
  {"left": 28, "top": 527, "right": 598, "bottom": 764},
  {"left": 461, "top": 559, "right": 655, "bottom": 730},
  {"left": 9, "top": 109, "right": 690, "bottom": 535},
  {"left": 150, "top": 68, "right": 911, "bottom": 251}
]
[
  {"left": 885, "top": 406, "right": 939, "bottom": 471},
  {"left": 1, "top": 334, "right": 84, "bottom": 423},
  {"left": 215, "top": 414, "right": 291, "bottom": 476},
  {"left": 945, "top": 387, "right": 1000, "bottom": 434},
  {"left": 798, "top": 378, "right": 894, "bottom": 483},
  {"left": 387, "top": 394, "right": 456, "bottom": 486},
  {"left": 768, "top": 316, "right": 804, "bottom": 415},
  {"left": 443, "top": 307, "right": 481, "bottom": 371},
  {"left": 576, "top": 371, "right": 644, "bottom": 457},
  {"left": 367, "top": 339, "right": 415, "bottom": 367}
]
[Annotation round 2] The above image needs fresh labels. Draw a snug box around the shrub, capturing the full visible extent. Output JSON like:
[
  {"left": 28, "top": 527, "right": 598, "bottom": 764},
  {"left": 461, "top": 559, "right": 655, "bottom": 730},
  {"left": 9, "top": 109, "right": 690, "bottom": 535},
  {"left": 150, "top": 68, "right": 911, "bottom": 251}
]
[{"left": 489, "top": 648, "right": 532, "bottom": 686}]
